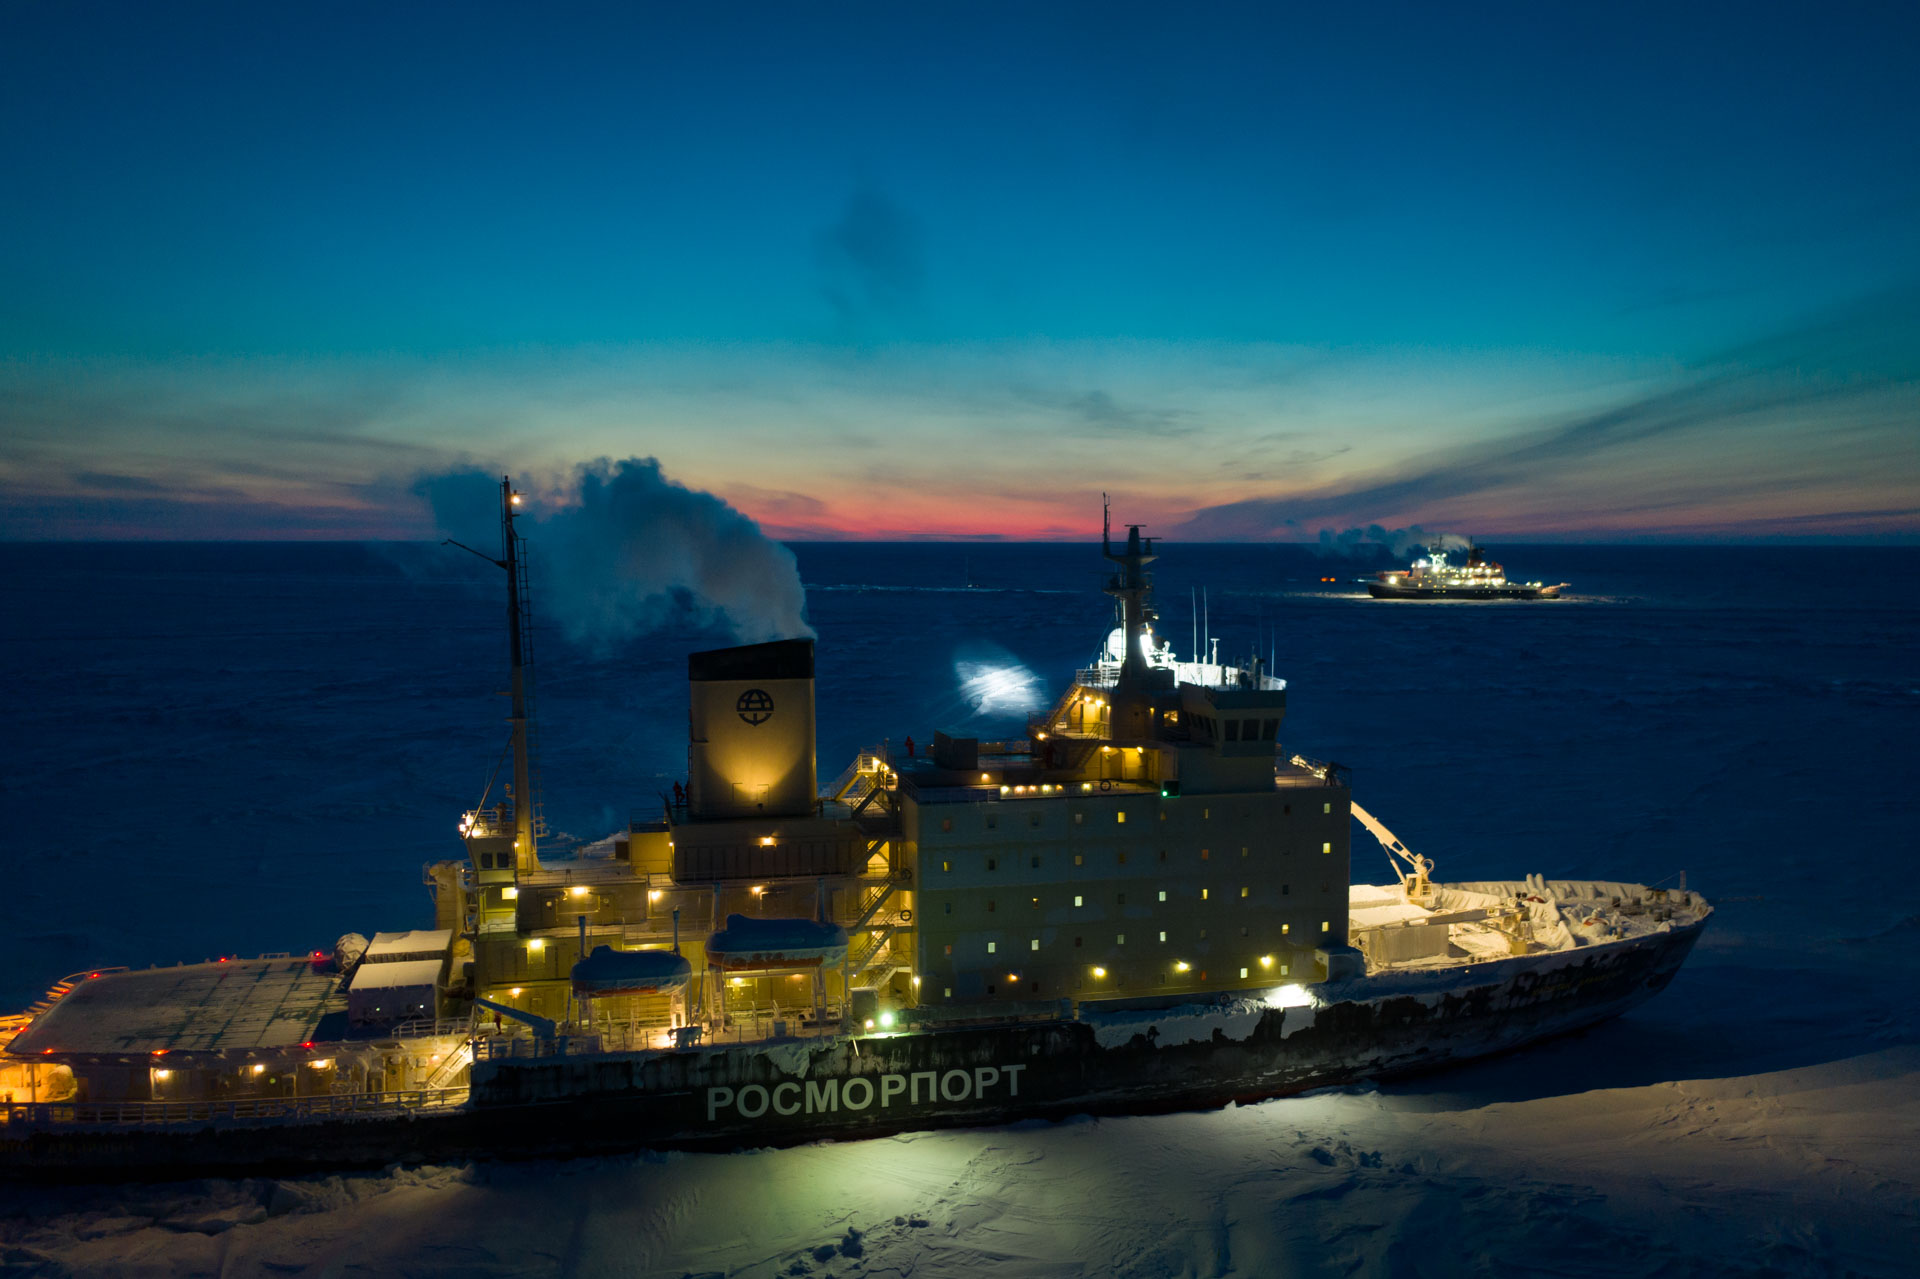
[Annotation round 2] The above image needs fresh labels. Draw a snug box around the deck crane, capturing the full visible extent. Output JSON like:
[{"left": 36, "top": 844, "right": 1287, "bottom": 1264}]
[{"left": 1349, "top": 799, "right": 1437, "bottom": 908}]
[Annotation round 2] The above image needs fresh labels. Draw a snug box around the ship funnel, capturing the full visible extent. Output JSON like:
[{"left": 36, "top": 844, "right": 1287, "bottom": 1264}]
[{"left": 686, "top": 638, "right": 818, "bottom": 820}]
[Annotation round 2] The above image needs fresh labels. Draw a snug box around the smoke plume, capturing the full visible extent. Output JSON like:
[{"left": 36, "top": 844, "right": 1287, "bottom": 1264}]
[
  {"left": 418, "top": 457, "right": 812, "bottom": 650},
  {"left": 1315, "top": 525, "right": 1473, "bottom": 558}
]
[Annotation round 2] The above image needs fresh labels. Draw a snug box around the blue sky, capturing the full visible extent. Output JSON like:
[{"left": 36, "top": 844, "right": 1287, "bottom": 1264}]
[{"left": 3, "top": 2, "right": 1916, "bottom": 539}]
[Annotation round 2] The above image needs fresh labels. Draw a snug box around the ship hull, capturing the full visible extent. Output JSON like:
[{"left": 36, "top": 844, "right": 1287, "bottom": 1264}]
[
  {"left": 0, "top": 919, "right": 1703, "bottom": 1182},
  {"left": 1367, "top": 583, "right": 1563, "bottom": 600}
]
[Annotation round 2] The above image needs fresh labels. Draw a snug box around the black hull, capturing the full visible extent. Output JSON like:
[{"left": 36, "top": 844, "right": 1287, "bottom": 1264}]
[{"left": 0, "top": 921, "right": 1704, "bottom": 1182}]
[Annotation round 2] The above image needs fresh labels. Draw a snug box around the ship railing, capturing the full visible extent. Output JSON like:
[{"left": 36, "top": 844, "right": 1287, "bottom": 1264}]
[
  {"left": 381, "top": 1015, "right": 470, "bottom": 1040},
  {"left": 472, "top": 1033, "right": 603, "bottom": 1062},
  {"left": 0, "top": 1088, "right": 468, "bottom": 1131}
]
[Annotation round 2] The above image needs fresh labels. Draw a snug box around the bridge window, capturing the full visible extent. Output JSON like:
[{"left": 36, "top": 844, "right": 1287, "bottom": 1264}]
[{"left": 1224, "top": 720, "right": 1240, "bottom": 742}]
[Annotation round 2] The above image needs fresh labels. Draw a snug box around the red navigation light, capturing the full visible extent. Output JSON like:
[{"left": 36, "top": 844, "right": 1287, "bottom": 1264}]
[
  {"left": 299, "top": 1041, "right": 314, "bottom": 1049},
  {"left": 218, "top": 956, "right": 229, "bottom": 963},
  {"left": 89, "top": 972, "right": 100, "bottom": 979},
  {"left": 151, "top": 1048, "right": 168, "bottom": 1056},
  {"left": 41, "top": 1047, "right": 53, "bottom": 1054}
]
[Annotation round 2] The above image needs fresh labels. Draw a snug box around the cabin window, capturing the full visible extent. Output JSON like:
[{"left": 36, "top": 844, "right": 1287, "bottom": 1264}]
[
  {"left": 1117, "top": 853, "right": 1127, "bottom": 866},
  {"left": 1117, "top": 892, "right": 1126, "bottom": 905},
  {"left": 944, "top": 987, "right": 952, "bottom": 997},
  {"left": 1321, "top": 880, "right": 1330, "bottom": 893},
  {"left": 1116, "top": 934, "right": 1125, "bottom": 944},
  {"left": 1241, "top": 886, "right": 1250, "bottom": 898},
  {"left": 985, "top": 814, "right": 997, "bottom": 830},
  {"left": 1203, "top": 808, "right": 1211, "bottom": 820},
  {"left": 1201, "top": 888, "right": 1209, "bottom": 901},
  {"left": 1030, "top": 938, "right": 1040, "bottom": 951},
  {"left": 1158, "top": 849, "right": 1167, "bottom": 862},
  {"left": 987, "top": 983, "right": 995, "bottom": 995},
  {"left": 941, "top": 818, "right": 954, "bottom": 832},
  {"left": 1323, "top": 802, "right": 1332, "bottom": 815},
  {"left": 1241, "top": 846, "right": 1249, "bottom": 858},
  {"left": 1158, "top": 930, "right": 1167, "bottom": 942},
  {"left": 1283, "top": 804, "right": 1291, "bottom": 816},
  {"left": 1239, "top": 967, "right": 1249, "bottom": 979},
  {"left": 1029, "top": 812, "right": 1042, "bottom": 828},
  {"left": 1321, "top": 920, "right": 1331, "bottom": 933},
  {"left": 1074, "top": 813, "right": 1084, "bottom": 825},
  {"left": 1225, "top": 720, "right": 1240, "bottom": 742},
  {"left": 1282, "top": 924, "right": 1290, "bottom": 935},
  {"left": 1074, "top": 894, "right": 1084, "bottom": 907},
  {"left": 987, "top": 900, "right": 996, "bottom": 912},
  {"left": 1241, "top": 927, "right": 1249, "bottom": 937},
  {"left": 1074, "top": 854, "right": 1084, "bottom": 867},
  {"left": 1074, "top": 936, "right": 1083, "bottom": 947},
  {"left": 1322, "top": 842, "right": 1332, "bottom": 855},
  {"left": 944, "top": 944, "right": 953, "bottom": 954},
  {"left": 1116, "top": 812, "right": 1127, "bottom": 824},
  {"left": 1282, "top": 883, "right": 1290, "bottom": 895},
  {"left": 988, "top": 941, "right": 997, "bottom": 953},
  {"left": 1158, "top": 890, "right": 1166, "bottom": 902},
  {"left": 1031, "top": 855, "right": 1041, "bottom": 869},
  {"left": 941, "top": 860, "right": 951, "bottom": 873},
  {"left": 944, "top": 902, "right": 952, "bottom": 915},
  {"left": 1262, "top": 719, "right": 1278, "bottom": 740},
  {"left": 988, "top": 856, "right": 998, "bottom": 871},
  {"left": 1201, "top": 848, "right": 1210, "bottom": 860}
]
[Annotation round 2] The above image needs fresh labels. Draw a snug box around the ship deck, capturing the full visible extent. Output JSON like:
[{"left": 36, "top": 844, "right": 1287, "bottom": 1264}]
[{"left": 7, "top": 957, "right": 348, "bottom": 1057}]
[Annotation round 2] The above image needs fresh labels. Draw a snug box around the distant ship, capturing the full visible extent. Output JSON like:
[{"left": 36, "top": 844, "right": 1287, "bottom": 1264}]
[
  {"left": 0, "top": 488, "right": 1696, "bottom": 1181},
  {"left": 1367, "top": 547, "right": 1567, "bottom": 599}
]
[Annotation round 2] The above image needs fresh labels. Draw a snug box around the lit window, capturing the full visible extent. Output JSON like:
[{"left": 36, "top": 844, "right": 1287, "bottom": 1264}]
[
  {"left": 1075, "top": 813, "right": 1084, "bottom": 825},
  {"left": 1201, "top": 888, "right": 1209, "bottom": 900},
  {"left": 1240, "top": 886, "right": 1250, "bottom": 898},
  {"left": 1323, "top": 802, "right": 1331, "bottom": 815},
  {"left": 1239, "top": 968, "right": 1248, "bottom": 979},
  {"left": 1241, "top": 846, "right": 1248, "bottom": 858},
  {"left": 1074, "top": 894, "right": 1084, "bottom": 907},
  {"left": 944, "top": 987, "right": 952, "bottom": 997},
  {"left": 1116, "top": 934, "right": 1125, "bottom": 944},
  {"left": 988, "top": 941, "right": 997, "bottom": 954},
  {"left": 1158, "top": 930, "right": 1167, "bottom": 942},
  {"left": 1030, "top": 938, "right": 1040, "bottom": 951},
  {"left": 941, "top": 818, "right": 953, "bottom": 832},
  {"left": 1322, "top": 842, "right": 1332, "bottom": 855},
  {"left": 1282, "top": 923, "right": 1290, "bottom": 934},
  {"left": 1075, "top": 854, "right": 1084, "bottom": 867},
  {"left": 1321, "top": 920, "right": 1330, "bottom": 932},
  {"left": 1117, "top": 812, "right": 1126, "bottom": 824},
  {"left": 941, "top": 860, "right": 951, "bottom": 873},
  {"left": 1158, "top": 890, "right": 1166, "bottom": 902}
]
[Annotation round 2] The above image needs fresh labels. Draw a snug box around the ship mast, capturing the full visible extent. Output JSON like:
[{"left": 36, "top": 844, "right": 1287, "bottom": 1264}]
[
  {"left": 445, "top": 477, "right": 543, "bottom": 874},
  {"left": 498, "top": 476, "right": 542, "bottom": 874},
  {"left": 1101, "top": 493, "right": 1161, "bottom": 739}
]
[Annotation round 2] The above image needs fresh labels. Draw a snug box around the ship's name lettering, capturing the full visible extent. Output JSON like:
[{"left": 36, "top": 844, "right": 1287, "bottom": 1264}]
[{"left": 705, "top": 1064, "right": 1026, "bottom": 1122}]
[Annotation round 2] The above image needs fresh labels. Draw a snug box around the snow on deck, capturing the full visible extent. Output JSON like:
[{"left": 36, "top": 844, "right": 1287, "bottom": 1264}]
[{"left": 6, "top": 958, "right": 345, "bottom": 1056}]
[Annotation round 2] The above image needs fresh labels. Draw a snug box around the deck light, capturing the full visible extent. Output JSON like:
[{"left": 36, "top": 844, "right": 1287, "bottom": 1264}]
[
  {"left": 251, "top": 1063, "right": 266, "bottom": 1075},
  {"left": 879, "top": 1011, "right": 895, "bottom": 1028},
  {"left": 509, "top": 987, "right": 523, "bottom": 997},
  {"left": 1174, "top": 961, "right": 1191, "bottom": 972},
  {"left": 1259, "top": 955, "right": 1274, "bottom": 968},
  {"left": 309, "top": 1058, "right": 333, "bottom": 1070},
  {"left": 569, "top": 885, "right": 589, "bottom": 898},
  {"left": 1001, "top": 785, "right": 1010, "bottom": 794},
  {"left": 502, "top": 887, "right": 518, "bottom": 900},
  {"left": 152, "top": 1069, "right": 171, "bottom": 1081},
  {"left": 648, "top": 890, "right": 663, "bottom": 902},
  {"left": 864, "top": 1018, "right": 875, "bottom": 1030},
  {"left": 528, "top": 938, "right": 544, "bottom": 952},
  {"left": 1092, "top": 967, "right": 1107, "bottom": 978},
  {"left": 760, "top": 836, "right": 775, "bottom": 847}
]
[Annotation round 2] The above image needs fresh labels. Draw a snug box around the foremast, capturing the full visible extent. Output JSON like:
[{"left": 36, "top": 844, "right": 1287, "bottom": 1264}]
[{"left": 498, "top": 477, "right": 543, "bottom": 875}]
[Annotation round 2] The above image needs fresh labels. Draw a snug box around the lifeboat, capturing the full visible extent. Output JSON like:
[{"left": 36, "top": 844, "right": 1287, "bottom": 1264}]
[
  {"left": 704, "top": 915, "right": 849, "bottom": 972},
  {"left": 569, "top": 945, "right": 693, "bottom": 996}
]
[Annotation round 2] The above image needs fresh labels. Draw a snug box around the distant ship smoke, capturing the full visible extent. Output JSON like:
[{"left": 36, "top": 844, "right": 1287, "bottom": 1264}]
[
  {"left": 1315, "top": 524, "right": 1474, "bottom": 558},
  {"left": 418, "top": 457, "right": 812, "bottom": 649}
]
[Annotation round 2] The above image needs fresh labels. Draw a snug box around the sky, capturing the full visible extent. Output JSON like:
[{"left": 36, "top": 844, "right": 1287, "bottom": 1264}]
[{"left": 2, "top": 1, "right": 1916, "bottom": 542}]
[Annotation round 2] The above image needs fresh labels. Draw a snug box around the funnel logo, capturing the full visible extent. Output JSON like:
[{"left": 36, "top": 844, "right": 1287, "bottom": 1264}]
[{"left": 737, "top": 689, "right": 775, "bottom": 726}]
